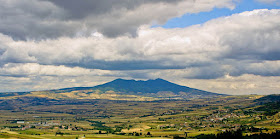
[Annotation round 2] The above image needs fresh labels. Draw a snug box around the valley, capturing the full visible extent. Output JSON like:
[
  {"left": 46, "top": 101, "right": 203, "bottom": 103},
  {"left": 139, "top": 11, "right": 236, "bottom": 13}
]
[
  {"left": 0, "top": 95, "right": 280, "bottom": 138},
  {"left": 0, "top": 79, "right": 279, "bottom": 138}
]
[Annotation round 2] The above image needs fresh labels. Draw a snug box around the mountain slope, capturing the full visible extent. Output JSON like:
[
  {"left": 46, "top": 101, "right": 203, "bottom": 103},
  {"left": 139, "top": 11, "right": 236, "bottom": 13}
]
[
  {"left": 1, "top": 78, "right": 225, "bottom": 100},
  {"left": 56, "top": 78, "right": 224, "bottom": 98},
  {"left": 92, "top": 78, "right": 221, "bottom": 96},
  {"left": 255, "top": 94, "right": 280, "bottom": 104}
]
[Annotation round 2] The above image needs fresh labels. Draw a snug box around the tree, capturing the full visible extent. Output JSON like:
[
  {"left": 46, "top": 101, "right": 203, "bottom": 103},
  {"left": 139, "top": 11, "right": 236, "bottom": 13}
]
[{"left": 185, "top": 132, "right": 188, "bottom": 138}]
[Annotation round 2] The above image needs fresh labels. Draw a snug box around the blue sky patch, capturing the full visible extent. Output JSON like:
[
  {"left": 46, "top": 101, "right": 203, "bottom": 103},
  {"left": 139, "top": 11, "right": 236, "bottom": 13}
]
[{"left": 154, "top": 0, "right": 280, "bottom": 28}]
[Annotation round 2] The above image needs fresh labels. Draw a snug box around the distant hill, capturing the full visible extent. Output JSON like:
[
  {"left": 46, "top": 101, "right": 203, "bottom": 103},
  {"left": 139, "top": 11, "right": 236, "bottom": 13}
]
[
  {"left": 0, "top": 78, "right": 225, "bottom": 100},
  {"left": 93, "top": 78, "right": 221, "bottom": 96},
  {"left": 255, "top": 94, "right": 280, "bottom": 104},
  {"left": 254, "top": 94, "right": 280, "bottom": 116},
  {"left": 0, "top": 92, "right": 29, "bottom": 97}
]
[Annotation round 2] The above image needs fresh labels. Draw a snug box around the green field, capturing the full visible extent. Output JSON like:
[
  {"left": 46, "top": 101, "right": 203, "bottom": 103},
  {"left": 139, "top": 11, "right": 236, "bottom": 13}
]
[{"left": 0, "top": 95, "right": 280, "bottom": 138}]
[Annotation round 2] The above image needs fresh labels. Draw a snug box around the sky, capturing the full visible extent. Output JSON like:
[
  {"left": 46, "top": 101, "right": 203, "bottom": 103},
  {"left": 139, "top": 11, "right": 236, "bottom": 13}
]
[{"left": 0, "top": 0, "right": 280, "bottom": 95}]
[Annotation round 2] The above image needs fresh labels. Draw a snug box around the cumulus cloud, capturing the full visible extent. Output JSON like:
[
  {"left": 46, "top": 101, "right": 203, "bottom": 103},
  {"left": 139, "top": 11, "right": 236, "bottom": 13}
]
[
  {"left": 0, "top": 63, "right": 117, "bottom": 77},
  {"left": 173, "top": 74, "right": 280, "bottom": 95},
  {"left": 0, "top": 75, "right": 118, "bottom": 92},
  {"left": 0, "top": 0, "right": 235, "bottom": 40},
  {"left": 0, "top": 63, "right": 124, "bottom": 92},
  {"left": 0, "top": 7, "right": 279, "bottom": 94},
  {"left": 1, "top": 9, "right": 279, "bottom": 76}
]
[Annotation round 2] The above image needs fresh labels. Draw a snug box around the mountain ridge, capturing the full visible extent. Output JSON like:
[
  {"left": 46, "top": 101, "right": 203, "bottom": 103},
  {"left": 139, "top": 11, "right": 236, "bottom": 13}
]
[
  {"left": 1, "top": 78, "right": 225, "bottom": 100},
  {"left": 58, "top": 78, "right": 223, "bottom": 96}
]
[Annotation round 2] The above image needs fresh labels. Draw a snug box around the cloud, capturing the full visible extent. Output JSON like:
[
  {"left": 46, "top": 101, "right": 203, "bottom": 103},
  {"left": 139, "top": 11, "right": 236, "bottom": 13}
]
[
  {"left": 0, "top": 63, "right": 116, "bottom": 77},
  {"left": 173, "top": 74, "right": 280, "bottom": 95},
  {"left": 0, "top": 75, "right": 117, "bottom": 92},
  {"left": 0, "top": 63, "right": 123, "bottom": 92},
  {"left": 0, "top": 8, "right": 279, "bottom": 94},
  {"left": 1, "top": 9, "right": 279, "bottom": 75},
  {"left": 0, "top": 0, "right": 235, "bottom": 40}
]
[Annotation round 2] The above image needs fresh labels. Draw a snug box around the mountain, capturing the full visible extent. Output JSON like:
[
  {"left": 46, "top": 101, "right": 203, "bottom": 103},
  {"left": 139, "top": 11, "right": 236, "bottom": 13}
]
[
  {"left": 92, "top": 78, "right": 221, "bottom": 96},
  {"left": 0, "top": 78, "right": 225, "bottom": 100}
]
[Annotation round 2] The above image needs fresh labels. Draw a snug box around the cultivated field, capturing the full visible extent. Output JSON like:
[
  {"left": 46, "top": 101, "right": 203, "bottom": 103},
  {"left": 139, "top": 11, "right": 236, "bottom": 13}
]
[{"left": 0, "top": 95, "right": 280, "bottom": 138}]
